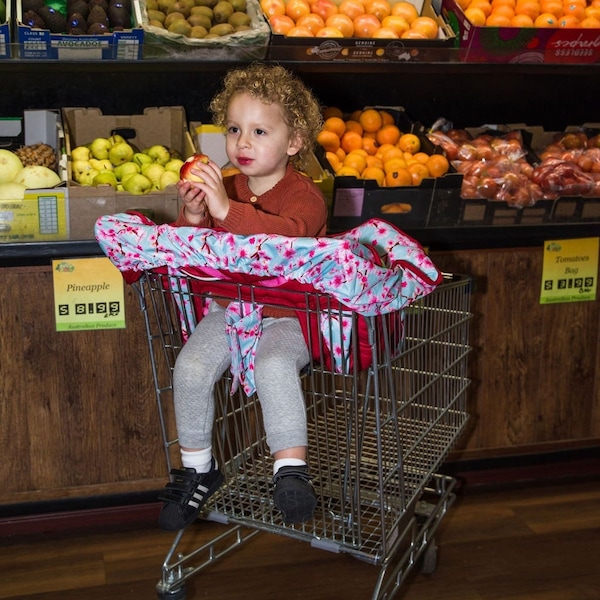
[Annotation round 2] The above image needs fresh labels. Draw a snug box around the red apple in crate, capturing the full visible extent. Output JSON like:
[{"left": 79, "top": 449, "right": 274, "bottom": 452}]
[{"left": 180, "top": 153, "right": 210, "bottom": 183}]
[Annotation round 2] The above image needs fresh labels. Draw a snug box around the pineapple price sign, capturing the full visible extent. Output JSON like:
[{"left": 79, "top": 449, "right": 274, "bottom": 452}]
[
  {"left": 540, "top": 237, "right": 599, "bottom": 305},
  {"left": 52, "top": 257, "right": 126, "bottom": 331}
]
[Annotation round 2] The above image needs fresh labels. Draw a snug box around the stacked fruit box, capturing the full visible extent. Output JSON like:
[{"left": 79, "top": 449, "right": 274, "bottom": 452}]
[
  {"left": 63, "top": 106, "right": 196, "bottom": 239},
  {"left": 0, "top": 110, "right": 69, "bottom": 242},
  {"left": 134, "top": 0, "right": 270, "bottom": 59},
  {"left": 265, "top": 0, "right": 455, "bottom": 62},
  {"left": 443, "top": 0, "right": 600, "bottom": 64},
  {"left": 16, "top": 0, "right": 143, "bottom": 59}
]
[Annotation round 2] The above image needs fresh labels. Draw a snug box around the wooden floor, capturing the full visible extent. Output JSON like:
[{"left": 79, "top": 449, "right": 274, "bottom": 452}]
[{"left": 1, "top": 479, "right": 599, "bottom": 600}]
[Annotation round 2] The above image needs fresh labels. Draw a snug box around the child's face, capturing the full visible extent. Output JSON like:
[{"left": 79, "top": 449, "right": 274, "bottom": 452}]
[{"left": 224, "top": 92, "right": 302, "bottom": 181}]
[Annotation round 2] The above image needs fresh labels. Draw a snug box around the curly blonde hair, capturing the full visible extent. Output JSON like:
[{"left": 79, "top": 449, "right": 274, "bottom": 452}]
[{"left": 209, "top": 63, "right": 323, "bottom": 172}]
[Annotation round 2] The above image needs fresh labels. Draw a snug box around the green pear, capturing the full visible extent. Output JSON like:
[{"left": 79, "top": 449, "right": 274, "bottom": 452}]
[
  {"left": 107, "top": 134, "right": 126, "bottom": 146},
  {"left": 165, "top": 158, "right": 184, "bottom": 173},
  {"left": 71, "top": 146, "right": 92, "bottom": 161},
  {"left": 133, "top": 152, "right": 154, "bottom": 167},
  {"left": 79, "top": 169, "right": 100, "bottom": 186},
  {"left": 141, "top": 163, "right": 166, "bottom": 186},
  {"left": 72, "top": 160, "right": 94, "bottom": 183},
  {"left": 122, "top": 173, "right": 153, "bottom": 195},
  {"left": 145, "top": 144, "right": 171, "bottom": 166},
  {"left": 90, "top": 158, "right": 113, "bottom": 172},
  {"left": 113, "top": 162, "right": 140, "bottom": 181},
  {"left": 160, "top": 170, "right": 180, "bottom": 189},
  {"left": 89, "top": 137, "right": 112, "bottom": 160},
  {"left": 93, "top": 170, "right": 118, "bottom": 188},
  {"left": 108, "top": 142, "right": 135, "bottom": 166}
]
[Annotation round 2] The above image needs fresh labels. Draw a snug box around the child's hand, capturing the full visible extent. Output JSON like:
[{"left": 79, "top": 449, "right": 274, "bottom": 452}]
[
  {"left": 177, "top": 180, "right": 207, "bottom": 225},
  {"left": 187, "top": 159, "right": 230, "bottom": 222}
]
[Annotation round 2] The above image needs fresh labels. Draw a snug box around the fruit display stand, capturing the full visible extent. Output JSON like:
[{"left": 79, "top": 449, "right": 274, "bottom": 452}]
[
  {"left": 63, "top": 106, "right": 195, "bottom": 239},
  {"left": 134, "top": 0, "right": 270, "bottom": 60},
  {"left": 0, "top": 30, "right": 599, "bottom": 533}
]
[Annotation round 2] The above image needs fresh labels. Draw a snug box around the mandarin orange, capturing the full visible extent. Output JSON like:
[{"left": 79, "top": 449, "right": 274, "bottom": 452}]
[
  {"left": 385, "top": 167, "right": 412, "bottom": 187},
  {"left": 359, "top": 108, "right": 384, "bottom": 133},
  {"left": 376, "top": 124, "right": 402, "bottom": 146},
  {"left": 317, "top": 130, "right": 341, "bottom": 152},
  {"left": 323, "top": 116, "right": 346, "bottom": 137},
  {"left": 426, "top": 154, "right": 450, "bottom": 177},
  {"left": 398, "top": 133, "right": 421, "bottom": 154},
  {"left": 340, "top": 130, "right": 364, "bottom": 153}
]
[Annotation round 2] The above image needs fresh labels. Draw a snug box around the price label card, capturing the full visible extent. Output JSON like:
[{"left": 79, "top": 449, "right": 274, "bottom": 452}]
[
  {"left": 52, "top": 257, "right": 126, "bottom": 331},
  {"left": 540, "top": 237, "right": 599, "bottom": 304}
]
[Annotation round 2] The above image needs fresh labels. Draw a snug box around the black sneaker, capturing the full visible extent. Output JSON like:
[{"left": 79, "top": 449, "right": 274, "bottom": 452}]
[
  {"left": 158, "top": 459, "right": 224, "bottom": 531},
  {"left": 272, "top": 465, "right": 317, "bottom": 525}
]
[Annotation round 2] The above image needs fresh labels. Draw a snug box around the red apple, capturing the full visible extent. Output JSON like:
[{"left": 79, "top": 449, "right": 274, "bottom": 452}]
[{"left": 180, "top": 153, "right": 210, "bottom": 183}]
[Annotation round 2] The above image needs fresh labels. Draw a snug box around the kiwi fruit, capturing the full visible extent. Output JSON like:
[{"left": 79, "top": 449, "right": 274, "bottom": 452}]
[
  {"left": 228, "top": 11, "right": 250, "bottom": 27},
  {"left": 187, "top": 13, "right": 211, "bottom": 29},
  {"left": 209, "top": 22, "right": 233, "bottom": 35},
  {"left": 212, "top": 1, "right": 233, "bottom": 24},
  {"left": 164, "top": 11, "right": 185, "bottom": 27},
  {"left": 189, "top": 24, "right": 208, "bottom": 38},
  {"left": 167, "top": 19, "right": 192, "bottom": 35}
]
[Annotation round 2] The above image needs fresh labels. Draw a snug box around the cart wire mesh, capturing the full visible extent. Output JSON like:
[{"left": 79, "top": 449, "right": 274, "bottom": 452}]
[{"left": 135, "top": 270, "right": 472, "bottom": 598}]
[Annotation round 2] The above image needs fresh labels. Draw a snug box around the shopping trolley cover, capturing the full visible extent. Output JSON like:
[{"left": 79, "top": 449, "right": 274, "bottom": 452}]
[{"left": 95, "top": 212, "right": 442, "bottom": 394}]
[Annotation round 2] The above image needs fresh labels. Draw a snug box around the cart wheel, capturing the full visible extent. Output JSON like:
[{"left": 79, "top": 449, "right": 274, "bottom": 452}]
[
  {"left": 157, "top": 584, "right": 186, "bottom": 600},
  {"left": 421, "top": 540, "right": 438, "bottom": 575}
]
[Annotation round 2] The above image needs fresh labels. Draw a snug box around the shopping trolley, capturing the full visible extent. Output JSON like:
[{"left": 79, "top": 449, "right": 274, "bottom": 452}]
[{"left": 134, "top": 269, "right": 472, "bottom": 600}]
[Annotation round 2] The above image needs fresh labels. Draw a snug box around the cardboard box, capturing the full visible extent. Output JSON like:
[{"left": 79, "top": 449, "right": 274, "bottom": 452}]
[
  {"left": 1, "top": 0, "right": 11, "bottom": 59},
  {"left": 443, "top": 0, "right": 600, "bottom": 64},
  {"left": 15, "top": 0, "right": 143, "bottom": 60},
  {"left": 267, "top": 0, "right": 456, "bottom": 63},
  {"left": 63, "top": 106, "right": 195, "bottom": 240},
  {"left": 0, "top": 110, "right": 69, "bottom": 242},
  {"left": 135, "top": 0, "right": 269, "bottom": 60}
]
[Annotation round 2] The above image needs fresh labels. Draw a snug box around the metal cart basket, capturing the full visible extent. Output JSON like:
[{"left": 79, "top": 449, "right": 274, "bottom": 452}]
[{"left": 135, "top": 269, "right": 472, "bottom": 600}]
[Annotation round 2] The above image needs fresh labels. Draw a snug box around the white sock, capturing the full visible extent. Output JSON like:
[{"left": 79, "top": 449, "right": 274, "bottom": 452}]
[
  {"left": 273, "top": 458, "right": 306, "bottom": 476},
  {"left": 181, "top": 447, "right": 214, "bottom": 473}
]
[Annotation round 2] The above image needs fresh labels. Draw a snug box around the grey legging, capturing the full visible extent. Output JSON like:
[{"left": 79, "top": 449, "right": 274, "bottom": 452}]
[{"left": 173, "top": 303, "right": 310, "bottom": 454}]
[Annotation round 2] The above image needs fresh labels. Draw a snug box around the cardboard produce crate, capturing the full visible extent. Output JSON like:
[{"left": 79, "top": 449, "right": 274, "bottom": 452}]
[
  {"left": 1, "top": 0, "right": 11, "bottom": 59},
  {"left": 135, "top": 0, "right": 269, "bottom": 60},
  {"left": 267, "top": 0, "right": 456, "bottom": 63},
  {"left": 63, "top": 106, "right": 194, "bottom": 240},
  {"left": 0, "top": 110, "right": 69, "bottom": 243},
  {"left": 15, "top": 0, "right": 143, "bottom": 60},
  {"left": 442, "top": 0, "right": 600, "bottom": 64}
]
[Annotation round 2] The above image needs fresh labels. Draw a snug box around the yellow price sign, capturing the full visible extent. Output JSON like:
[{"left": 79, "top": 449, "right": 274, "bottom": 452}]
[
  {"left": 52, "top": 257, "right": 126, "bottom": 331},
  {"left": 540, "top": 237, "right": 599, "bottom": 304}
]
